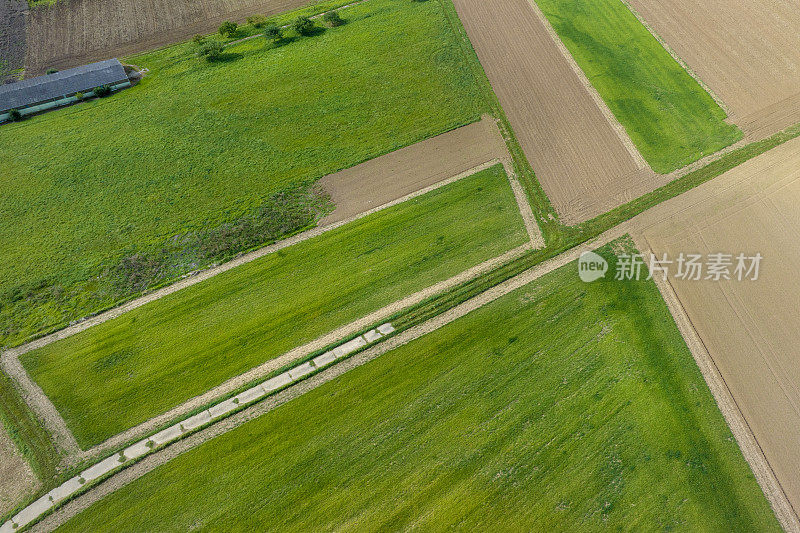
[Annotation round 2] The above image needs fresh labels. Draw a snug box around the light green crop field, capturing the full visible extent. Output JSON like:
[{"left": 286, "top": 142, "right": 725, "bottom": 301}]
[
  {"left": 56, "top": 240, "right": 779, "bottom": 531},
  {"left": 0, "top": 0, "right": 487, "bottom": 346},
  {"left": 535, "top": 0, "right": 741, "bottom": 173},
  {"left": 22, "top": 165, "right": 528, "bottom": 448}
]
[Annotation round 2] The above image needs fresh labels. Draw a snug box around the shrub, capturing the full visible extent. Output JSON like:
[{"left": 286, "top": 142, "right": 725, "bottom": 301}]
[
  {"left": 7, "top": 108, "right": 22, "bottom": 122},
  {"left": 218, "top": 21, "right": 238, "bottom": 38},
  {"left": 263, "top": 24, "right": 282, "bottom": 42},
  {"left": 322, "top": 10, "right": 343, "bottom": 27},
  {"left": 197, "top": 40, "right": 224, "bottom": 61},
  {"left": 247, "top": 15, "right": 267, "bottom": 28},
  {"left": 293, "top": 16, "right": 315, "bottom": 36},
  {"left": 74, "top": 91, "right": 84, "bottom": 100},
  {"left": 93, "top": 84, "right": 112, "bottom": 97},
  {"left": 46, "top": 68, "right": 58, "bottom": 74},
  {"left": 192, "top": 34, "right": 206, "bottom": 45}
]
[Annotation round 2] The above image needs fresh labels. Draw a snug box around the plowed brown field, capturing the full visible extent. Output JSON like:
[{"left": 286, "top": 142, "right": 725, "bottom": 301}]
[
  {"left": 627, "top": 0, "right": 800, "bottom": 140},
  {"left": 22, "top": 0, "right": 313, "bottom": 74},
  {"left": 451, "top": 0, "right": 661, "bottom": 224},
  {"left": 635, "top": 135, "right": 800, "bottom": 523}
]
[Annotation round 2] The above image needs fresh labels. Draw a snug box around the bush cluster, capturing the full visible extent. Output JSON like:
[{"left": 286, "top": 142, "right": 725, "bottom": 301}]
[
  {"left": 293, "top": 16, "right": 315, "bottom": 36},
  {"left": 197, "top": 40, "right": 225, "bottom": 61},
  {"left": 218, "top": 20, "right": 238, "bottom": 38},
  {"left": 263, "top": 24, "right": 282, "bottom": 42},
  {"left": 247, "top": 15, "right": 268, "bottom": 28},
  {"left": 7, "top": 108, "right": 22, "bottom": 122},
  {"left": 323, "top": 10, "right": 344, "bottom": 27},
  {"left": 93, "top": 84, "right": 112, "bottom": 97}
]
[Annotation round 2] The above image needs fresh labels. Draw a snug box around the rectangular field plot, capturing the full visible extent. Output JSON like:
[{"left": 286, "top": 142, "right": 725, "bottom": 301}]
[
  {"left": 20, "top": 165, "right": 528, "bottom": 448},
  {"left": 636, "top": 135, "right": 800, "bottom": 516},
  {"left": 535, "top": 0, "right": 741, "bottom": 173},
  {"left": 55, "top": 241, "right": 779, "bottom": 531},
  {"left": 627, "top": 0, "right": 800, "bottom": 140}
]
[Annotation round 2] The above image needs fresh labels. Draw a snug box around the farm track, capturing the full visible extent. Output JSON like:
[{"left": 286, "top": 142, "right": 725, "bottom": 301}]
[
  {"left": 22, "top": 0, "right": 314, "bottom": 74},
  {"left": 626, "top": 0, "right": 800, "bottom": 141},
  {"left": 27, "top": 221, "right": 626, "bottom": 533},
  {"left": 1, "top": 117, "right": 540, "bottom": 467}
]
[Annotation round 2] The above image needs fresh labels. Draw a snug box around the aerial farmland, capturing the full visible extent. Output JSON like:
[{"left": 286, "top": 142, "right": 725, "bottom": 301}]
[{"left": 1, "top": 0, "right": 799, "bottom": 531}]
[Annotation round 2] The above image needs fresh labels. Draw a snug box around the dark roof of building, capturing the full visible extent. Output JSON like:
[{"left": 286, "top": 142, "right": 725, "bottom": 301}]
[{"left": 0, "top": 59, "right": 128, "bottom": 113}]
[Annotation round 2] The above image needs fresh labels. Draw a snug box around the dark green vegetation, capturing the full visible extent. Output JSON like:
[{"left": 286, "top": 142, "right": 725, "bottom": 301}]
[
  {"left": 0, "top": 0, "right": 487, "bottom": 347},
  {"left": 535, "top": 0, "right": 741, "bottom": 173},
  {"left": 57, "top": 241, "right": 780, "bottom": 531},
  {"left": 22, "top": 166, "right": 527, "bottom": 447}
]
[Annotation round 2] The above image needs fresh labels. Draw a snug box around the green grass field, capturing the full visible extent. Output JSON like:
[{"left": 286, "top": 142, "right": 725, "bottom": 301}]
[
  {"left": 536, "top": 0, "right": 741, "bottom": 173},
  {"left": 55, "top": 239, "right": 779, "bottom": 531},
  {"left": 0, "top": 0, "right": 487, "bottom": 346},
  {"left": 22, "top": 165, "right": 527, "bottom": 448}
]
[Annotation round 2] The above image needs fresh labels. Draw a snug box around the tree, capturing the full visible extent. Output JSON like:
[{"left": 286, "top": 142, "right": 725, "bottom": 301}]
[
  {"left": 322, "top": 10, "right": 343, "bottom": 27},
  {"left": 7, "top": 109, "right": 22, "bottom": 122},
  {"left": 218, "top": 21, "right": 238, "bottom": 38},
  {"left": 263, "top": 24, "right": 282, "bottom": 42},
  {"left": 293, "top": 16, "right": 315, "bottom": 36},
  {"left": 93, "top": 84, "right": 112, "bottom": 97},
  {"left": 192, "top": 34, "right": 206, "bottom": 45},
  {"left": 197, "top": 40, "right": 224, "bottom": 61}
]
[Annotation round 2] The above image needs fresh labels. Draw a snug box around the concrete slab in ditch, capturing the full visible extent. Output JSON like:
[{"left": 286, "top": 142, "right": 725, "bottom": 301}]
[
  {"left": 12, "top": 495, "right": 53, "bottom": 529},
  {"left": 124, "top": 439, "right": 151, "bottom": 461},
  {"left": 81, "top": 454, "right": 122, "bottom": 482},
  {"left": 312, "top": 351, "right": 336, "bottom": 368},
  {"left": 334, "top": 336, "right": 367, "bottom": 358},
  {"left": 209, "top": 398, "right": 238, "bottom": 419},
  {"left": 262, "top": 373, "right": 291, "bottom": 393},
  {"left": 182, "top": 410, "right": 212, "bottom": 432},
  {"left": 363, "top": 329, "right": 382, "bottom": 343},
  {"left": 235, "top": 385, "right": 265, "bottom": 405},
  {"left": 377, "top": 323, "right": 395, "bottom": 335},
  {"left": 288, "top": 362, "right": 314, "bottom": 381},
  {"left": 151, "top": 425, "right": 183, "bottom": 446},
  {"left": 49, "top": 476, "right": 83, "bottom": 503}
]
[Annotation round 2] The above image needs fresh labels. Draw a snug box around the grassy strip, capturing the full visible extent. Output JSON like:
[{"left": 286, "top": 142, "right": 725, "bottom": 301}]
[
  {"left": 55, "top": 240, "right": 780, "bottom": 531},
  {"left": 535, "top": 0, "right": 741, "bottom": 173},
  {"left": 0, "top": 0, "right": 488, "bottom": 347},
  {"left": 21, "top": 165, "right": 527, "bottom": 448},
  {"left": 0, "top": 371, "right": 59, "bottom": 493}
]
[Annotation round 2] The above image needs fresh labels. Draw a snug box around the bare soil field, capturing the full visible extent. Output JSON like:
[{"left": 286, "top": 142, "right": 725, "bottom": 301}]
[
  {"left": 0, "top": 0, "right": 27, "bottom": 80},
  {"left": 627, "top": 0, "right": 800, "bottom": 140},
  {"left": 634, "top": 135, "right": 800, "bottom": 522},
  {"left": 0, "top": 423, "right": 38, "bottom": 517},
  {"left": 451, "top": 0, "right": 664, "bottom": 224},
  {"left": 318, "top": 117, "right": 509, "bottom": 224},
  {"left": 21, "top": 0, "right": 314, "bottom": 74}
]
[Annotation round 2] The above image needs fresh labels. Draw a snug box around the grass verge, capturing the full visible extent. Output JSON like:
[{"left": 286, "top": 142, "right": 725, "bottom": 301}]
[
  {"left": 55, "top": 239, "right": 780, "bottom": 531},
  {"left": 21, "top": 165, "right": 527, "bottom": 448},
  {"left": 535, "top": 0, "right": 741, "bottom": 173}
]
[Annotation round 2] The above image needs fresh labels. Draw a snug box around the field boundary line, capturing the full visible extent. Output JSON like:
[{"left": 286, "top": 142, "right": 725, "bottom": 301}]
[
  {"left": 26, "top": 223, "right": 627, "bottom": 533},
  {"left": 0, "top": 157, "right": 522, "bottom": 465},
  {"left": 632, "top": 234, "right": 800, "bottom": 532},
  {"left": 77, "top": 242, "right": 531, "bottom": 462},
  {"left": 498, "top": 155, "right": 544, "bottom": 248},
  {"left": 618, "top": 0, "right": 731, "bottom": 117},
  {"left": 0, "top": 353, "right": 79, "bottom": 458},
  {"left": 529, "top": 0, "right": 649, "bottom": 171}
]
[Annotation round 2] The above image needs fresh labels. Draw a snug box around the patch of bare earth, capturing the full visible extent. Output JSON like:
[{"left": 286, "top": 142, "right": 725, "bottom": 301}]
[
  {"left": 23, "top": 0, "right": 315, "bottom": 74},
  {"left": 451, "top": 0, "right": 665, "bottom": 224},
  {"left": 633, "top": 135, "right": 800, "bottom": 530},
  {"left": 318, "top": 116, "right": 509, "bottom": 224},
  {"left": 626, "top": 0, "right": 800, "bottom": 141},
  {"left": 0, "top": 422, "right": 38, "bottom": 517},
  {"left": 0, "top": 0, "right": 27, "bottom": 80}
]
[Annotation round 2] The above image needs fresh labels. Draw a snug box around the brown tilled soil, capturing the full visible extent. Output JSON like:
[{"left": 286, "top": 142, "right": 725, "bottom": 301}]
[
  {"left": 0, "top": 423, "right": 38, "bottom": 517},
  {"left": 22, "top": 0, "right": 315, "bottom": 74},
  {"left": 318, "top": 117, "right": 509, "bottom": 224},
  {"left": 626, "top": 0, "right": 800, "bottom": 141},
  {"left": 634, "top": 135, "right": 800, "bottom": 528},
  {"left": 0, "top": 0, "right": 27, "bottom": 80},
  {"left": 451, "top": 0, "right": 661, "bottom": 224}
]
